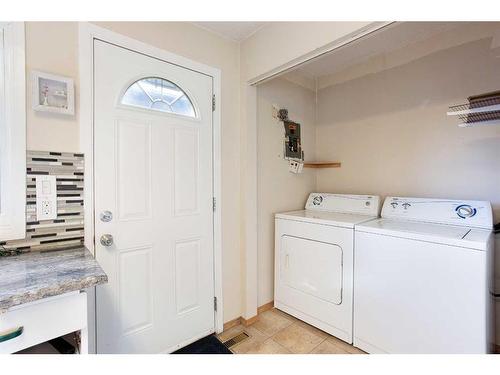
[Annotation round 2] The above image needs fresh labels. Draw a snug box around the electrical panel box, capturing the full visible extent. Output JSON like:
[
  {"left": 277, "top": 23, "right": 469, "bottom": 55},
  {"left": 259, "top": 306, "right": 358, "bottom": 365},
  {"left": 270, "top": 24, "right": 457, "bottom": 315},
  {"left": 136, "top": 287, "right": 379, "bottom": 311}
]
[{"left": 283, "top": 120, "right": 303, "bottom": 161}]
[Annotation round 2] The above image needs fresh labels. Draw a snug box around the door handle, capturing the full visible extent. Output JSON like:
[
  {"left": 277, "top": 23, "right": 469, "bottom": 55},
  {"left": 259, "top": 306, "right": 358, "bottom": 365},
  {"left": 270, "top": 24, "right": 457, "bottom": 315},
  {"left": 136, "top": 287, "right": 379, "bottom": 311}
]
[
  {"left": 100, "top": 234, "right": 114, "bottom": 247},
  {"left": 0, "top": 327, "right": 24, "bottom": 343}
]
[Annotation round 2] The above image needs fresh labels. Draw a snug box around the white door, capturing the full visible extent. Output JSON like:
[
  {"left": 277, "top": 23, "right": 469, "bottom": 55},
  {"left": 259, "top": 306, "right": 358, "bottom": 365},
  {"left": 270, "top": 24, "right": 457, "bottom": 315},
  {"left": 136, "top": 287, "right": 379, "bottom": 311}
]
[
  {"left": 93, "top": 40, "right": 215, "bottom": 353},
  {"left": 280, "top": 236, "right": 343, "bottom": 304}
]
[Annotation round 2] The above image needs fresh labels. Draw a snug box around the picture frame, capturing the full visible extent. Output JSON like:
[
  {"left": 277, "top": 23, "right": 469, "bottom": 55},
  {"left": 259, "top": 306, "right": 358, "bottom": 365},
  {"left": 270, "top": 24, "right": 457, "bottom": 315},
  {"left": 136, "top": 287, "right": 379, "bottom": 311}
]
[{"left": 32, "top": 71, "right": 75, "bottom": 115}]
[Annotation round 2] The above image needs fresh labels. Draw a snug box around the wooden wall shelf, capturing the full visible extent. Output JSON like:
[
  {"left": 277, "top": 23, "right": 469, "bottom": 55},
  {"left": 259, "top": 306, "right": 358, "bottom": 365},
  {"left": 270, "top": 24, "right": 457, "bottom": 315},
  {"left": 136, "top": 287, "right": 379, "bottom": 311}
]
[{"left": 303, "top": 162, "right": 341, "bottom": 169}]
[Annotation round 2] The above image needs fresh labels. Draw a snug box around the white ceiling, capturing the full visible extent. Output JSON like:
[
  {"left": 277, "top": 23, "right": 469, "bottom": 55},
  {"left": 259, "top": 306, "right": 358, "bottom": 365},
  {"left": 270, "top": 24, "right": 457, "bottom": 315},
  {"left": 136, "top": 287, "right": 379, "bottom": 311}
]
[{"left": 193, "top": 22, "right": 267, "bottom": 42}]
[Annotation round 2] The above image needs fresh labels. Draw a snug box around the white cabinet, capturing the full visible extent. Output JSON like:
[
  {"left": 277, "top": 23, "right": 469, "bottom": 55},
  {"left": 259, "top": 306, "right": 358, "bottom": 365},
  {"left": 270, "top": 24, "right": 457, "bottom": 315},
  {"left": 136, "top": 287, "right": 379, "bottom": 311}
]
[
  {"left": 0, "top": 22, "right": 26, "bottom": 241},
  {"left": 0, "top": 292, "right": 88, "bottom": 354}
]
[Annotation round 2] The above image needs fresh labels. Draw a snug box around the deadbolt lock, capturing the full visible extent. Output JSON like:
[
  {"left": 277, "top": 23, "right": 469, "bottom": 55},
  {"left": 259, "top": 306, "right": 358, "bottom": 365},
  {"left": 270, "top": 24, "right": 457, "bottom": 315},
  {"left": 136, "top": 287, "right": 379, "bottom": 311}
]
[{"left": 100, "top": 211, "right": 113, "bottom": 222}]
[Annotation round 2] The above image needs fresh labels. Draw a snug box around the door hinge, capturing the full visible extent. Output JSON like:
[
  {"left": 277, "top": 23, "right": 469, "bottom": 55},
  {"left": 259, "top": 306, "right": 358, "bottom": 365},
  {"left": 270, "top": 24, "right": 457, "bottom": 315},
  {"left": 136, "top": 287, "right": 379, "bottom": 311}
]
[
  {"left": 214, "top": 296, "right": 218, "bottom": 311},
  {"left": 212, "top": 197, "right": 216, "bottom": 211},
  {"left": 212, "top": 94, "right": 216, "bottom": 112}
]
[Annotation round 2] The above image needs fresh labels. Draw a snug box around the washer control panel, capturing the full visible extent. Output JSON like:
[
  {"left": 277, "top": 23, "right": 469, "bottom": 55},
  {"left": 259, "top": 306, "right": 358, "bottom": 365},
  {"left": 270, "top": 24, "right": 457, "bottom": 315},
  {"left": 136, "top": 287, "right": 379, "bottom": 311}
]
[
  {"left": 305, "top": 193, "right": 380, "bottom": 215},
  {"left": 382, "top": 197, "right": 492, "bottom": 229}
]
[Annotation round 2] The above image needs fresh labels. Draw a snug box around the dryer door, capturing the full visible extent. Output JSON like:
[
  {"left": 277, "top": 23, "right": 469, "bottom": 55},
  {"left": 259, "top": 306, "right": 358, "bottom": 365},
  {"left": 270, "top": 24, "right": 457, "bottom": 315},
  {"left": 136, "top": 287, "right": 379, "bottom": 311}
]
[{"left": 280, "top": 235, "right": 343, "bottom": 305}]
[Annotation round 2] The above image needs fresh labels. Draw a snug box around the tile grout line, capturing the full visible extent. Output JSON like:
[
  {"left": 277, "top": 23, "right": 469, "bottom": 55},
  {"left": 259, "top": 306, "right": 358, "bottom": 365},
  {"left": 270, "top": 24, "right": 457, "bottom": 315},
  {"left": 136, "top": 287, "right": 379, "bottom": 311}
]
[
  {"left": 307, "top": 337, "right": 328, "bottom": 354},
  {"left": 249, "top": 314, "right": 295, "bottom": 339},
  {"left": 269, "top": 319, "right": 295, "bottom": 338},
  {"left": 251, "top": 313, "right": 330, "bottom": 354},
  {"left": 269, "top": 320, "right": 326, "bottom": 354},
  {"left": 239, "top": 312, "right": 295, "bottom": 353},
  {"left": 282, "top": 321, "right": 328, "bottom": 354},
  {"left": 267, "top": 321, "right": 295, "bottom": 353},
  {"left": 263, "top": 337, "right": 292, "bottom": 354}
]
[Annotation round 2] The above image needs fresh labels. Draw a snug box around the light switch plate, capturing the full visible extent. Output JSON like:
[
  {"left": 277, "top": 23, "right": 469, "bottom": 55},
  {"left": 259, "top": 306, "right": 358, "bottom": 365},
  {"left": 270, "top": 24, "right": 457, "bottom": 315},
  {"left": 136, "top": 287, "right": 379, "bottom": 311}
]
[
  {"left": 36, "top": 175, "right": 57, "bottom": 220},
  {"left": 272, "top": 104, "right": 280, "bottom": 119}
]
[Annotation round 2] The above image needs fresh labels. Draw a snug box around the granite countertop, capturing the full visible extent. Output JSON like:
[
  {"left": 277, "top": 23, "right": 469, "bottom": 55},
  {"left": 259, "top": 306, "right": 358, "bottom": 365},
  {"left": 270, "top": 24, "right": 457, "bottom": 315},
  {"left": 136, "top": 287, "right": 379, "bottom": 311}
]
[{"left": 0, "top": 246, "right": 108, "bottom": 312}]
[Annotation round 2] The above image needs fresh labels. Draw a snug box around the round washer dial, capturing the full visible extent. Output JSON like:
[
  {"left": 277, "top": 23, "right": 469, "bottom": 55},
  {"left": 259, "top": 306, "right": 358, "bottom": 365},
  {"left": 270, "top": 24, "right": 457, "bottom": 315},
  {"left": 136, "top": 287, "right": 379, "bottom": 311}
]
[
  {"left": 312, "top": 195, "right": 323, "bottom": 206},
  {"left": 455, "top": 204, "right": 477, "bottom": 219}
]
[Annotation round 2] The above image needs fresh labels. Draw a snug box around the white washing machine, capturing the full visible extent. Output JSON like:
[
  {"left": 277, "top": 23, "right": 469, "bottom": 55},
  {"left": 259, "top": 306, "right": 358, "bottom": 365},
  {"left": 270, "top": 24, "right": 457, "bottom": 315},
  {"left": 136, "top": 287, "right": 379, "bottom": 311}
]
[
  {"left": 354, "top": 197, "right": 495, "bottom": 354},
  {"left": 274, "top": 193, "right": 380, "bottom": 343}
]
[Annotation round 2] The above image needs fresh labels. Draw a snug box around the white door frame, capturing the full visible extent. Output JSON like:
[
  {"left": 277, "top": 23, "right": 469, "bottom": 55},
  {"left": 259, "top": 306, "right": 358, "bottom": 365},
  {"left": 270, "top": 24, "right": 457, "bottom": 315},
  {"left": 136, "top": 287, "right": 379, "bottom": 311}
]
[{"left": 78, "top": 22, "right": 223, "bottom": 353}]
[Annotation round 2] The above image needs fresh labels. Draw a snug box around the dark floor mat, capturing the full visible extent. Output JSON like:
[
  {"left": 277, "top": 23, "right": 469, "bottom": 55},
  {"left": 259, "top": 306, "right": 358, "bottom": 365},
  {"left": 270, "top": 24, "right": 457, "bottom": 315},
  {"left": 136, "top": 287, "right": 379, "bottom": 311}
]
[{"left": 172, "top": 334, "right": 232, "bottom": 354}]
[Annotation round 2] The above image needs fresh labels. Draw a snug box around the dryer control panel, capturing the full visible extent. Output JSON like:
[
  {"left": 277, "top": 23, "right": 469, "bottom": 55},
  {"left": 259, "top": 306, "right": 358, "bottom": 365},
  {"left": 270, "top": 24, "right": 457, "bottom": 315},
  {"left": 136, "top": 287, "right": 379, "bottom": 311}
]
[
  {"left": 381, "top": 196, "right": 493, "bottom": 229},
  {"left": 305, "top": 193, "right": 380, "bottom": 216}
]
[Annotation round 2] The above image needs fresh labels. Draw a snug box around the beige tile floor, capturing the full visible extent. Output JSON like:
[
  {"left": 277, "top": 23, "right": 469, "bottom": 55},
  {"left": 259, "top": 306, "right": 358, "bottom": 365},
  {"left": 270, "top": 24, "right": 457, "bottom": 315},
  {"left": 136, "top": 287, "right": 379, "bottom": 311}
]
[{"left": 218, "top": 308, "right": 366, "bottom": 354}]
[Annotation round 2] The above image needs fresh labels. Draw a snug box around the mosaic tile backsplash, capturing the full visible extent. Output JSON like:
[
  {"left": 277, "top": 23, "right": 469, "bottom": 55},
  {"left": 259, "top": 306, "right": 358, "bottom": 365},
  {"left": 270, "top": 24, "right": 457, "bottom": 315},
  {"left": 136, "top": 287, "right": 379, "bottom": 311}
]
[{"left": 0, "top": 151, "right": 84, "bottom": 256}]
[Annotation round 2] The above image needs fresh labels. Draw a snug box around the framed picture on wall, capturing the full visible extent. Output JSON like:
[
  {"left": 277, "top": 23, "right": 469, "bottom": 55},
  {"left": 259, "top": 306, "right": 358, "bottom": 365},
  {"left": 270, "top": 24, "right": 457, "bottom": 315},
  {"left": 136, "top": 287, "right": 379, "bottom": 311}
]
[{"left": 32, "top": 71, "right": 75, "bottom": 115}]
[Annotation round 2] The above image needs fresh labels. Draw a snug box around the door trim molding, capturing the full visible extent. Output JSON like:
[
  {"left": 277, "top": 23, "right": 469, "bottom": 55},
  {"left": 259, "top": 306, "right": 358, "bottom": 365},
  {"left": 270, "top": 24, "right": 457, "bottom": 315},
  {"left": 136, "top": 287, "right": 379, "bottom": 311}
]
[{"left": 78, "top": 22, "right": 224, "bottom": 353}]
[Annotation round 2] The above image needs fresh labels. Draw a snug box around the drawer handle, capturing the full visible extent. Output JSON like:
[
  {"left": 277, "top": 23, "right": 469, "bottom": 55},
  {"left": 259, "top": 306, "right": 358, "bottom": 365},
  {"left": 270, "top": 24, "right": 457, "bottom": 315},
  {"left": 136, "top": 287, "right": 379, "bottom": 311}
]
[{"left": 0, "top": 327, "right": 24, "bottom": 343}]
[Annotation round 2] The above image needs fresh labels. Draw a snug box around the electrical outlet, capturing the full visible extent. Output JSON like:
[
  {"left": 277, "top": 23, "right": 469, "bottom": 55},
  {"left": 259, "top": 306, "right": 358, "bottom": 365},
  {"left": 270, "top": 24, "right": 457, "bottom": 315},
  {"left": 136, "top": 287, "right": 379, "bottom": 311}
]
[
  {"left": 36, "top": 176, "right": 57, "bottom": 220},
  {"left": 42, "top": 201, "right": 52, "bottom": 216}
]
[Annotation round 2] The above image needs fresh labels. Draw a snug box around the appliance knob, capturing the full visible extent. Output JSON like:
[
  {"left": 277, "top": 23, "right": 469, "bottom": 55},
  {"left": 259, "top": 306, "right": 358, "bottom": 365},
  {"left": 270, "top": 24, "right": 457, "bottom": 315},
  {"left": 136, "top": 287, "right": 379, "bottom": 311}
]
[
  {"left": 313, "top": 196, "right": 323, "bottom": 206},
  {"left": 456, "top": 205, "right": 477, "bottom": 219},
  {"left": 391, "top": 202, "right": 398, "bottom": 208},
  {"left": 402, "top": 203, "right": 411, "bottom": 209}
]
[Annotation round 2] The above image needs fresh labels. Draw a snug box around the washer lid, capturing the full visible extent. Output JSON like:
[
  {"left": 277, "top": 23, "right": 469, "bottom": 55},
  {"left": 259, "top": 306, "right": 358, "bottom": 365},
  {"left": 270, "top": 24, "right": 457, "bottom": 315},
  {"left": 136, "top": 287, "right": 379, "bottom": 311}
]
[
  {"left": 276, "top": 209, "right": 378, "bottom": 228},
  {"left": 356, "top": 218, "right": 491, "bottom": 250}
]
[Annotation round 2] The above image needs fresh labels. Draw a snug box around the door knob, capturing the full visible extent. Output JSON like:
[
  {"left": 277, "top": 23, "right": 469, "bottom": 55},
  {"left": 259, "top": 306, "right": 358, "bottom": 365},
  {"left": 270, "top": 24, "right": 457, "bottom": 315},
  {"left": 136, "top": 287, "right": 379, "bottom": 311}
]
[{"left": 100, "top": 234, "right": 114, "bottom": 247}]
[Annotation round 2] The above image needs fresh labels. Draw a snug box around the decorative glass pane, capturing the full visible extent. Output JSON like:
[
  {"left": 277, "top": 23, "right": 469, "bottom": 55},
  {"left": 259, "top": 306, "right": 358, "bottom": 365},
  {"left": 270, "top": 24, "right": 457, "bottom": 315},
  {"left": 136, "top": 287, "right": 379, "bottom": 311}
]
[{"left": 121, "top": 77, "right": 196, "bottom": 117}]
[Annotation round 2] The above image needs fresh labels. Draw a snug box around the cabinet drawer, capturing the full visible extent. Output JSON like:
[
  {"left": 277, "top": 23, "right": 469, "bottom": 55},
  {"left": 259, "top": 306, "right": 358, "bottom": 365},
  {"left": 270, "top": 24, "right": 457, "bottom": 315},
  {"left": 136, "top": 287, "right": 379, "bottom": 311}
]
[{"left": 0, "top": 292, "right": 87, "bottom": 354}]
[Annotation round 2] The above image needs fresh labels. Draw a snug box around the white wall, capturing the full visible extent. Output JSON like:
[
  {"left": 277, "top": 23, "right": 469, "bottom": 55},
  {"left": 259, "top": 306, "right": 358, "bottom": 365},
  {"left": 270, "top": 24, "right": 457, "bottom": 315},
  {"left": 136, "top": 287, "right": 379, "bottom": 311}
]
[
  {"left": 24, "top": 21, "right": 242, "bottom": 322},
  {"left": 239, "top": 21, "right": 385, "bottom": 315},
  {"left": 315, "top": 37, "right": 500, "bottom": 219},
  {"left": 256, "top": 78, "right": 316, "bottom": 305},
  {"left": 26, "top": 22, "right": 79, "bottom": 152}
]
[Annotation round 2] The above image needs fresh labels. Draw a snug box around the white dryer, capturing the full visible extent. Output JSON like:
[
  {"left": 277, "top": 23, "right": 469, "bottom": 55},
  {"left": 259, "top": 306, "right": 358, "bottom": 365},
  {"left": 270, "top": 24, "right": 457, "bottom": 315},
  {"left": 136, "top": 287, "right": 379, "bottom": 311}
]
[
  {"left": 274, "top": 193, "right": 380, "bottom": 343},
  {"left": 354, "top": 197, "right": 495, "bottom": 354}
]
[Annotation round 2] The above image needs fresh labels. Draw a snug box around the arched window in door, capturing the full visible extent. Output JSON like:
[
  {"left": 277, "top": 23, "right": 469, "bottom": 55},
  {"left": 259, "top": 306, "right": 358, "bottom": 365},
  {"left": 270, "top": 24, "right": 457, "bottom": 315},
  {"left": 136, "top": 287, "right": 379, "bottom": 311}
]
[{"left": 121, "top": 77, "right": 196, "bottom": 117}]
